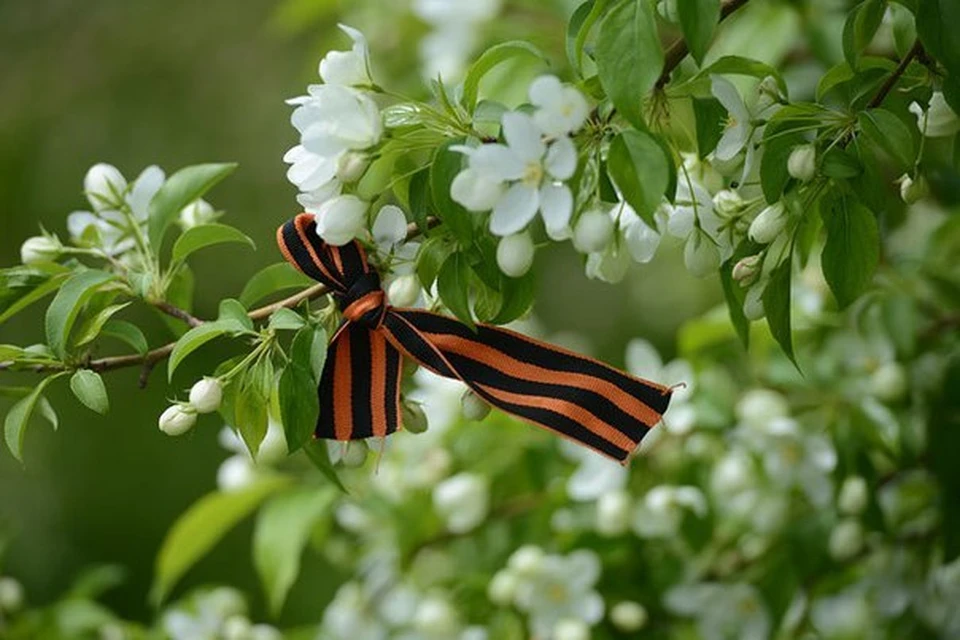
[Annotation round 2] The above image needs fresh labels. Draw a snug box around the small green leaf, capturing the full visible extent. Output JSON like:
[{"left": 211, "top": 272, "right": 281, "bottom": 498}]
[
  {"left": 462, "top": 41, "right": 545, "bottom": 110},
  {"left": 168, "top": 321, "right": 242, "bottom": 381},
  {"left": 595, "top": 0, "right": 663, "bottom": 130},
  {"left": 0, "top": 264, "right": 71, "bottom": 325},
  {"left": 45, "top": 270, "right": 116, "bottom": 359},
  {"left": 4, "top": 374, "right": 64, "bottom": 462},
  {"left": 268, "top": 308, "right": 306, "bottom": 332},
  {"left": 69, "top": 370, "right": 109, "bottom": 415},
  {"left": 821, "top": 147, "right": 863, "bottom": 178},
  {"left": 239, "top": 263, "right": 314, "bottom": 308},
  {"left": 438, "top": 252, "right": 475, "bottom": 329},
  {"left": 858, "top": 108, "right": 915, "bottom": 172},
  {"left": 417, "top": 236, "right": 456, "bottom": 289},
  {"left": 279, "top": 329, "right": 320, "bottom": 453},
  {"left": 74, "top": 302, "right": 131, "bottom": 347},
  {"left": 820, "top": 192, "right": 880, "bottom": 308},
  {"left": 566, "top": 0, "right": 601, "bottom": 74},
  {"left": 236, "top": 361, "right": 271, "bottom": 454},
  {"left": 430, "top": 140, "right": 475, "bottom": 245},
  {"left": 720, "top": 240, "right": 761, "bottom": 348},
  {"left": 843, "top": 0, "right": 887, "bottom": 68},
  {"left": 218, "top": 298, "right": 254, "bottom": 331},
  {"left": 309, "top": 326, "right": 328, "bottom": 382},
  {"left": 148, "top": 163, "right": 238, "bottom": 248},
  {"left": 100, "top": 320, "right": 149, "bottom": 355},
  {"left": 171, "top": 224, "right": 255, "bottom": 264},
  {"left": 693, "top": 97, "right": 727, "bottom": 159},
  {"left": 916, "top": 0, "right": 960, "bottom": 79},
  {"left": 302, "top": 439, "right": 347, "bottom": 492},
  {"left": 693, "top": 55, "right": 789, "bottom": 96},
  {"left": 491, "top": 269, "right": 536, "bottom": 324},
  {"left": 607, "top": 130, "right": 670, "bottom": 227},
  {"left": 762, "top": 257, "right": 796, "bottom": 365},
  {"left": 407, "top": 168, "right": 433, "bottom": 234},
  {"left": 253, "top": 488, "right": 335, "bottom": 616},
  {"left": 150, "top": 477, "right": 289, "bottom": 605},
  {"left": 677, "top": 0, "right": 720, "bottom": 65},
  {"left": 760, "top": 107, "right": 816, "bottom": 202}
]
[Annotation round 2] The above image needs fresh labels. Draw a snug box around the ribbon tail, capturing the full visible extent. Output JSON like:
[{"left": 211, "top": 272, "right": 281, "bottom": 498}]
[
  {"left": 383, "top": 309, "right": 672, "bottom": 463},
  {"left": 317, "top": 322, "right": 402, "bottom": 441}
]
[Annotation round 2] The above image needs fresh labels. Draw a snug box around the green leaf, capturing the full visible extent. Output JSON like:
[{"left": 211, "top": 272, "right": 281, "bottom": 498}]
[
  {"left": 309, "top": 326, "right": 328, "bottom": 383},
  {"left": 462, "top": 41, "right": 545, "bottom": 110},
  {"left": 150, "top": 477, "right": 289, "bottom": 605},
  {"left": 162, "top": 265, "right": 196, "bottom": 337},
  {"left": 4, "top": 374, "right": 64, "bottom": 462},
  {"left": 239, "top": 263, "right": 314, "bottom": 308},
  {"left": 843, "top": 0, "right": 887, "bottom": 69},
  {"left": 69, "top": 370, "right": 109, "bottom": 415},
  {"left": 678, "top": 0, "right": 720, "bottom": 65},
  {"left": 858, "top": 108, "right": 915, "bottom": 172},
  {"left": 437, "top": 252, "right": 475, "bottom": 329},
  {"left": 168, "top": 321, "right": 243, "bottom": 381},
  {"left": 147, "top": 163, "right": 238, "bottom": 248},
  {"left": 279, "top": 329, "right": 320, "bottom": 453},
  {"left": 417, "top": 236, "right": 456, "bottom": 289},
  {"left": 45, "top": 270, "right": 116, "bottom": 359},
  {"left": 430, "top": 140, "right": 475, "bottom": 245},
  {"left": 693, "top": 97, "right": 727, "bottom": 159},
  {"left": 821, "top": 147, "right": 863, "bottom": 178},
  {"left": 720, "top": 240, "right": 761, "bottom": 348},
  {"left": 607, "top": 130, "right": 670, "bottom": 227},
  {"left": 219, "top": 298, "right": 254, "bottom": 331},
  {"left": 100, "top": 320, "right": 149, "bottom": 355},
  {"left": 407, "top": 168, "right": 433, "bottom": 234},
  {"left": 820, "top": 192, "right": 880, "bottom": 308},
  {"left": 916, "top": 0, "right": 960, "bottom": 78},
  {"left": 268, "top": 308, "right": 305, "bottom": 332},
  {"left": 73, "top": 302, "right": 131, "bottom": 347},
  {"left": 235, "top": 359, "right": 272, "bottom": 455},
  {"left": 760, "top": 106, "right": 819, "bottom": 202},
  {"left": 0, "top": 264, "right": 70, "bottom": 325},
  {"left": 253, "top": 488, "right": 335, "bottom": 616},
  {"left": 171, "top": 224, "right": 255, "bottom": 264},
  {"left": 567, "top": 1, "right": 600, "bottom": 74},
  {"left": 595, "top": 0, "right": 663, "bottom": 130},
  {"left": 302, "top": 439, "right": 347, "bottom": 493},
  {"left": 762, "top": 257, "right": 796, "bottom": 365},
  {"left": 491, "top": 269, "right": 537, "bottom": 324},
  {"left": 693, "top": 56, "right": 789, "bottom": 96}
]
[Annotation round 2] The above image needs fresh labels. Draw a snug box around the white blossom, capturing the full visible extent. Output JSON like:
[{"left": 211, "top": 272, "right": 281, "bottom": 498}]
[
  {"left": 159, "top": 404, "right": 196, "bottom": 436},
  {"left": 749, "top": 202, "right": 788, "bottom": 243},
  {"left": 828, "top": 518, "right": 864, "bottom": 560},
  {"left": 909, "top": 92, "right": 960, "bottom": 138},
  {"left": 610, "top": 601, "right": 648, "bottom": 632},
  {"left": 787, "top": 143, "right": 817, "bottom": 182},
  {"left": 665, "top": 581, "right": 771, "bottom": 640},
  {"left": 20, "top": 236, "right": 60, "bottom": 265},
  {"left": 898, "top": 173, "right": 929, "bottom": 204},
  {"left": 510, "top": 549, "right": 605, "bottom": 638},
  {"left": 496, "top": 231, "right": 535, "bottom": 277},
  {"left": 595, "top": 490, "right": 633, "bottom": 536},
  {"left": 432, "top": 472, "right": 490, "bottom": 533},
  {"left": 84, "top": 163, "right": 127, "bottom": 211},
  {"left": 319, "top": 24, "right": 372, "bottom": 87},
  {"left": 561, "top": 440, "right": 628, "bottom": 502},
  {"left": 188, "top": 377, "right": 222, "bottom": 414},
  {"left": 179, "top": 198, "right": 217, "bottom": 229},
  {"left": 314, "top": 195, "right": 368, "bottom": 246},
  {"left": 626, "top": 339, "right": 695, "bottom": 435},
  {"left": 633, "top": 485, "right": 707, "bottom": 538},
  {"left": 838, "top": 476, "right": 869, "bottom": 515},
  {"left": 710, "top": 75, "right": 779, "bottom": 184},
  {"left": 387, "top": 274, "right": 421, "bottom": 307},
  {"left": 528, "top": 75, "right": 590, "bottom": 138},
  {"left": 573, "top": 209, "right": 615, "bottom": 254}
]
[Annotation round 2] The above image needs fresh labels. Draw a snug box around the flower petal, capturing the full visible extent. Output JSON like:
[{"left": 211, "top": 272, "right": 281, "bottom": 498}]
[
  {"left": 490, "top": 182, "right": 539, "bottom": 236},
  {"left": 528, "top": 75, "right": 564, "bottom": 108},
  {"left": 625, "top": 339, "right": 663, "bottom": 377},
  {"left": 372, "top": 205, "right": 408, "bottom": 248},
  {"left": 469, "top": 144, "right": 526, "bottom": 182},
  {"left": 539, "top": 183, "right": 573, "bottom": 239},
  {"left": 501, "top": 111, "right": 545, "bottom": 163},
  {"left": 544, "top": 136, "right": 577, "bottom": 180}
]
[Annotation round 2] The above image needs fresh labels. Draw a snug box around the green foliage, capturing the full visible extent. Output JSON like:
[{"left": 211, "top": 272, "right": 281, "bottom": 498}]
[
  {"left": 147, "top": 163, "right": 237, "bottom": 248},
  {"left": 4, "top": 373, "right": 63, "bottom": 462},
  {"left": 820, "top": 191, "right": 880, "bottom": 308},
  {"left": 171, "top": 223, "right": 255, "bottom": 264},
  {"left": 69, "top": 369, "right": 109, "bottom": 415},
  {"left": 44, "top": 270, "right": 116, "bottom": 359},
  {"left": 437, "top": 251, "right": 475, "bottom": 329},
  {"left": 279, "top": 327, "right": 323, "bottom": 453},
  {"left": 677, "top": 0, "right": 720, "bottom": 65},
  {"left": 462, "top": 41, "right": 545, "bottom": 110},
  {"left": 239, "top": 263, "right": 315, "bottom": 308},
  {"left": 607, "top": 130, "right": 672, "bottom": 227}
]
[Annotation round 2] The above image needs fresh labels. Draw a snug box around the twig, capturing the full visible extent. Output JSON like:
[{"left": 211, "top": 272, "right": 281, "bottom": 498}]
[
  {"left": 655, "top": 0, "right": 751, "bottom": 90},
  {"left": 866, "top": 40, "right": 924, "bottom": 110},
  {"left": 150, "top": 300, "right": 204, "bottom": 328}
]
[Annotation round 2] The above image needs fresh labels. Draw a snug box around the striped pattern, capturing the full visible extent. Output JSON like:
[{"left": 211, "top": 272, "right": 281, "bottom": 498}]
[{"left": 277, "top": 213, "right": 673, "bottom": 463}]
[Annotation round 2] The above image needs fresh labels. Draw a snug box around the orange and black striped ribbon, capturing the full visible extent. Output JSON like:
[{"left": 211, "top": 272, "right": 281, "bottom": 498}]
[{"left": 277, "top": 213, "right": 673, "bottom": 463}]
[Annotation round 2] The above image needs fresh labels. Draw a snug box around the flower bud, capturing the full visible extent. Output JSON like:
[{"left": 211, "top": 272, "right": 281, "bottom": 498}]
[
  {"left": 496, "top": 232, "right": 535, "bottom": 277},
  {"left": 402, "top": 401, "right": 429, "bottom": 434},
  {"left": 732, "top": 254, "right": 761, "bottom": 287},
  {"left": 869, "top": 362, "right": 907, "bottom": 402},
  {"left": 340, "top": 440, "right": 368, "bottom": 468},
  {"left": 0, "top": 577, "right": 24, "bottom": 613},
  {"left": 573, "top": 209, "right": 614, "bottom": 254},
  {"left": 898, "top": 174, "right": 929, "bottom": 204},
  {"left": 336, "top": 152, "right": 371, "bottom": 183},
  {"left": 910, "top": 92, "right": 960, "bottom": 138},
  {"left": 749, "top": 202, "right": 787, "bottom": 244},
  {"left": 787, "top": 144, "right": 816, "bottom": 182},
  {"left": 20, "top": 236, "right": 61, "bottom": 265},
  {"left": 188, "top": 377, "right": 223, "bottom": 414},
  {"left": 829, "top": 518, "right": 863, "bottom": 560},
  {"left": 218, "top": 455, "right": 256, "bottom": 491},
  {"left": 713, "top": 189, "right": 745, "bottom": 216},
  {"left": 508, "top": 545, "right": 545, "bottom": 576},
  {"left": 611, "top": 601, "right": 648, "bottom": 632},
  {"left": 838, "top": 476, "right": 868, "bottom": 515},
  {"left": 387, "top": 274, "right": 421, "bottom": 307},
  {"left": 256, "top": 416, "right": 288, "bottom": 465},
  {"left": 596, "top": 490, "right": 632, "bottom": 537},
  {"left": 84, "top": 163, "right": 127, "bottom": 211},
  {"left": 158, "top": 404, "right": 197, "bottom": 436},
  {"left": 487, "top": 570, "right": 519, "bottom": 606},
  {"left": 683, "top": 230, "right": 720, "bottom": 278},
  {"left": 179, "top": 199, "right": 217, "bottom": 229},
  {"left": 554, "top": 618, "right": 590, "bottom": 640},
  {"left": 319, "top": 24, "right": 372, "bottom": 87},
  {"left": 315, "top": 195, "right": 368, "bottom": 246},
  {"left": 757, "top": 75, "right": 784, "bottom": 108},
  {"left": 742, "top": 281, "right": 766, "bottom": 320},
  {"left": 413, "top": 597, "right": 459, "bottom": 636},
  {"left": 460, "top": 389, "right": 491, "bottom": 421}
]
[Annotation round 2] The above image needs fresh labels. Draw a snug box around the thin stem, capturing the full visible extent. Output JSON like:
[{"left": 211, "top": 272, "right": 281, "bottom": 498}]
[
  {"left": 150, "top": 300, "right": 204, "bottom": 328},
  {"left": 866, "top": 41, "right": 923, "bottom": 110}
]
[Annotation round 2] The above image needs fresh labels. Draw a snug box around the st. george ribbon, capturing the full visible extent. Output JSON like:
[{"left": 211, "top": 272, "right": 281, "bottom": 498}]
[{"left": 277, "top": 213, "right": 673, "bottom": 464}]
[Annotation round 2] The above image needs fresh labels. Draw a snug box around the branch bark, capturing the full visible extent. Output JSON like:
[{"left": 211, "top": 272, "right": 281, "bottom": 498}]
[{"left": 866, "top": 40, "right": 924, "bottom": 110}]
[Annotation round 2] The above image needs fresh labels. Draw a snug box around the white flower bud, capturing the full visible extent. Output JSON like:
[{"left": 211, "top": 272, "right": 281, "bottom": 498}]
[
  {"left": 450, "top": 168, "right": 506, "bottom": 212},
  {"left": 413, "top": 597, "right": 459, "bottom": 636},
  {"left": 319, "top": 25, "right": 373, "bottom": 87},
  {"left": 496, "top": 232, "right": 535, "bottom": 277},
  {"left": 222, "top": 616, "right": 252, "bottom": 640},
  {"left": 869, "top": 362, "right": 907, "bottom": 402},
  {"left": 573, "top": 209, "right": 615, "bottom": 254},
  {"left": 611, "top": 601, "right": 648, "bottom": 632},
  {"left": 158, "top": 404, "right": 197, "bottom": 436},
  {"left": 179, "top": 199, "right": 217, "bottom": 229},
  {"left": 787, "top": 144, "right": 817, "bottom": 182},
  {"left": 84, "top": 163, "right": 127, "bottom": 210},
  {"left": 460, "top": 389, "right": 491, "bottom": 421},
  {"left": 743, "top": 280, "right": 766, "bottom": 320},
  {"left": 433, "top": 472, "right": 489, "bottom": 533},
  {"left": 339, "top": 440, "right": 369, "bottom": 468},
  {"left": 217, "top": 455, "right": 256, "bottom": 490},
  {"left": 387, "top": 274, "right": 421, "bottom": 307},
  {"left": 336, "top": 152, "right": 370, "bottom": 183},
  {"left": 256, "top": 416, "right": 288, "bottom": 465},
  {"left": 488, "top": 570, "right": 519, "bottom": 606},
  {"left": 713, "top": 189, "right": 745, "bottom": 216},
  {"left": 737, "top": 389, "right": 789, "bottom": 426},
  {"left": 315, "top": 195, "right": 368, "bottom": 246},
  {"left": 838, "top": 476, "right": 869, "bottom": 515},
  {"left": 508, "top": 545, "right": 544, "bottom": 576},
  {"left": 898, "top": 174, "right": 929, "bottom": 204},
  {"left": 757, "top": 75, "right": 784, "bottom": 107},
  {"left": 20, "top": 236, "right": 61, "bottom": 265},
  {"left": 402, "top": 402, "right": 429, "bottom": 434},
  {"left": 554, "top": 618, "right": 590, "bottom": 640},
  {"left": 732, "top": 254, "right": 761, "bottom": 287},
  {"left": 749, "top": 202, "right": 787, "bottom": 244},
  {"left": 188, "top": 377, "right": 223, "bottom": 414},
  {"left": 684, "top": 230, "right": 720, "bottom": 278},
  {"left": 829, "top": 518, "right": 863, "bottom": 560},
  {"left": 0, "top": 577, "right": 25, "bottom": 612},
  {"left": 596, "top": 490, "right": 632, "bottom": 537},
  {"left": 909, "top": 92, "right": 960, "bottom": 138}
]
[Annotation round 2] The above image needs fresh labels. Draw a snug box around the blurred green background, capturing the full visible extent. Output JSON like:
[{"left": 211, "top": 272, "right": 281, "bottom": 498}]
[{"left": 0, "top": 0, "right": 718, "bottom": 624}]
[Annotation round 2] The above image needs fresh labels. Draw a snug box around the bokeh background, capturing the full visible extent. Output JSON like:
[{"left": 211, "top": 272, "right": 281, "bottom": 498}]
[{"left": 0, "top": 0, "right": 724, "bottom": 625}]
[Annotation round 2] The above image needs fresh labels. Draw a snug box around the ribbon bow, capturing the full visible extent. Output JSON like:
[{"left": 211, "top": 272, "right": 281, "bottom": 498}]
[{"left": 277, "top": 213, "right": 673, "bottom": 463}]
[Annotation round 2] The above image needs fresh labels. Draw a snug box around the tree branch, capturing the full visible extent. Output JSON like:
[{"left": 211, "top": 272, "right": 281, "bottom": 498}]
[
  {"left": 1, "top": 218, "right": 437, "bottom": 379},
  {"left": 655, "top": 0, "right": 751, "bottom": 90},
  {"left": 866, "top": 40, "right": 924, "bottom": 110}
]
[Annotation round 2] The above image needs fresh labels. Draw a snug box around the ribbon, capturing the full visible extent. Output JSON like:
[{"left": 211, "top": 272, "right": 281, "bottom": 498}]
[{"left": 277, "top": 213, "right": 673, "bottom": 463}]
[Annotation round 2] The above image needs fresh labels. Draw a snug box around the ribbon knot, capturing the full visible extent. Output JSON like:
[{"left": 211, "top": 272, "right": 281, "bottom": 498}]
[{"left": 277, "top": 213, "right": 673, "bottom": 463}]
